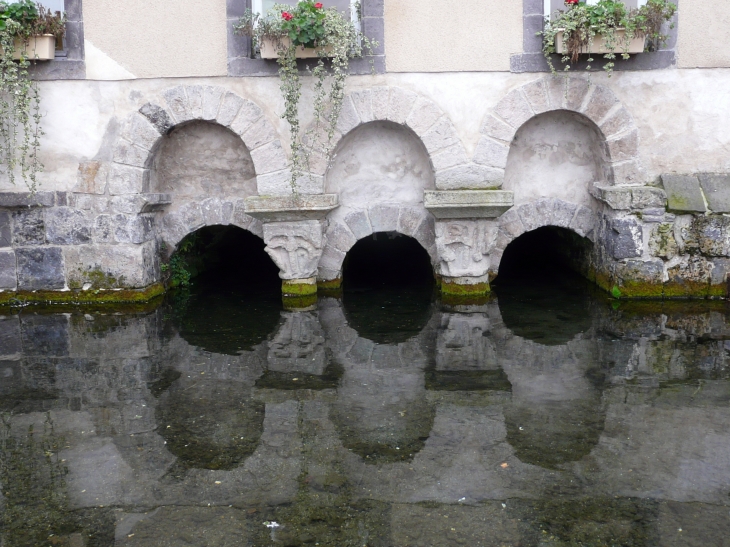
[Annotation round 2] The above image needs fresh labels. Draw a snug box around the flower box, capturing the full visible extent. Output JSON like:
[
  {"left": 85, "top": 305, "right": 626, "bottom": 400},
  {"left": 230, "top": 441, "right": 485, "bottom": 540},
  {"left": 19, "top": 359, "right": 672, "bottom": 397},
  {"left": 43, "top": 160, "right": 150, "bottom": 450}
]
[
  {"left": 259, "top": 36, "right": 332, "bottom": 59},
  {"left": 555, "top": 29, "right": 645, "bottom": 55},
  {"left": 9, "top": 34, "right": 56, "bottom": 60}
]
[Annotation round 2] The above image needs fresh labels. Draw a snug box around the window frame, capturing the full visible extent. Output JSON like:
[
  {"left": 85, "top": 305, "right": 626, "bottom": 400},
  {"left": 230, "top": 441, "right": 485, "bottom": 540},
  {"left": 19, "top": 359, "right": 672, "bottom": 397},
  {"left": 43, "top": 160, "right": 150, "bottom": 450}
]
[{"left": 30, "top": 0, "right": 85, "bottom": 80}]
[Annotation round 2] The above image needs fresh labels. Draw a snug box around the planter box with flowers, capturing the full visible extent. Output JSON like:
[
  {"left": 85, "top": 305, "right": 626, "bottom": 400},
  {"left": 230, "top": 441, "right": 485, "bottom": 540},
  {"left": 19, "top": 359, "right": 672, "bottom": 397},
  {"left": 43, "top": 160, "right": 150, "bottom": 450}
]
[
  {"left": 1, "top": 0, "right": 65, "bottom": 192},
  {"left": 234, "top": 1, "right": 375, "bottom": 193},
  {"left": 542, "top": 0, "right": 676, "bottom": 75}
]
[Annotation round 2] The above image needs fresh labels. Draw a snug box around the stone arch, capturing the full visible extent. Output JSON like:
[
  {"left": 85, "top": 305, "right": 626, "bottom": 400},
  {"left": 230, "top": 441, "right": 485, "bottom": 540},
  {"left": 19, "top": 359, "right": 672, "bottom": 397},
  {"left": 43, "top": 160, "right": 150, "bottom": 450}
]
[
  {"left": 302, "top": 86, "right": 473, "bottom": 190},
  {"left": 489, "top": 197, "right": 598, "bottom": 277},
  {"left": 318, "top": 204, "right": 437, "bottom": 283},
  {"left": 476, "top": 77, "right": 643, "bottom": 186},
  {"left": 159, "top": 200, "right": 264, "bottom": 256},
  {"left": 109, "top": 85, "right": 288, "bottom": 200}
]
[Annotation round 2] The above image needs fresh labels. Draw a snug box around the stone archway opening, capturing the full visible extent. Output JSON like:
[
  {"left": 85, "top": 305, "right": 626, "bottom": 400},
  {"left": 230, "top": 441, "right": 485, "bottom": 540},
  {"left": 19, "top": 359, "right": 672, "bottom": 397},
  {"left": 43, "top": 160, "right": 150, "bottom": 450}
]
[
  {"left": 168, "top": 225, "right": 279, "bottom": 290},
  {"left": 342, "top": 232, "right": 434, "bottom": 290}
]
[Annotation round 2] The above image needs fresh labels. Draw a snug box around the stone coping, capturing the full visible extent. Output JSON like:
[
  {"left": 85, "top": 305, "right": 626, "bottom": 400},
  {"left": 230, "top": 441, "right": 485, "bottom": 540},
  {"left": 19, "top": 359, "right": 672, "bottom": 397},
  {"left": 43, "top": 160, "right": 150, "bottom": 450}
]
[
  {"left": 244, "top": 194, "right": 339, "bottom": 222},
  {"left": 424, "top": 190, "right": 514, "bottom": 219}
]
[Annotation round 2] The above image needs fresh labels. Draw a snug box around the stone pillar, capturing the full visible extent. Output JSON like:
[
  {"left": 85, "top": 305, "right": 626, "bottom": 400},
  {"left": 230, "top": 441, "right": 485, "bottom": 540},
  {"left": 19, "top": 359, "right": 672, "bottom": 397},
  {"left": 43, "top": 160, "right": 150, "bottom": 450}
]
[
  {"left": 263, "top": 220, "right": 325, "bottom": 308},
  {"left": 424, "top": 190, "right": 513, "bottom": 299}
]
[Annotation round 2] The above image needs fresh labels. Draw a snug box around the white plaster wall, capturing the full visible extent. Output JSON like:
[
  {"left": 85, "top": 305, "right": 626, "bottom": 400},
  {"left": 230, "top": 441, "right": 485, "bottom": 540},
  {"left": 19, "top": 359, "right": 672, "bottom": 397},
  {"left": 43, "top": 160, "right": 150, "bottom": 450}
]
[
  {"left": 504, "top": 110, "right": 607, "bottom": 208},
  {"left": 383, "top": 0, "right": 523, "bottom": 72},
  {"left": 3, "top": 69, "right": 730, "bottom": 194},
  {"left": 678, "top": 0, "right": 730, "bottom": 68},
  {"left": 83, "top": 0, "right": 228, "bottom": 79}
]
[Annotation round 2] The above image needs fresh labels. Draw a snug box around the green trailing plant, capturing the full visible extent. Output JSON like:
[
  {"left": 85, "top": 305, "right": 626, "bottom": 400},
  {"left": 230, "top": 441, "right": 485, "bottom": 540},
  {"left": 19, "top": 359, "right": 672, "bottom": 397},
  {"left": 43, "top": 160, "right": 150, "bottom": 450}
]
[
  {"left": 0, "top": 1, "right": 63, "bottom": 192},
  {"left": 541, "top": 0, "right": 676, "bottom": 76},
  {"left": 234, "top": 1, "right": 375, "bottom": 192}
]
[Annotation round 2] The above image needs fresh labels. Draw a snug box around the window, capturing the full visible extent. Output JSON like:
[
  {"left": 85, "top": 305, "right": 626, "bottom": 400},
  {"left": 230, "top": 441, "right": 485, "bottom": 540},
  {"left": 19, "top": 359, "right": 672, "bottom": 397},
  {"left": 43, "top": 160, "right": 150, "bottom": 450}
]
[
  {"left": 544, "top": 0, "right": 648, "bottom": 19},
  {"left": 253, "top": 0, "right": 360, "bottom": 25}
]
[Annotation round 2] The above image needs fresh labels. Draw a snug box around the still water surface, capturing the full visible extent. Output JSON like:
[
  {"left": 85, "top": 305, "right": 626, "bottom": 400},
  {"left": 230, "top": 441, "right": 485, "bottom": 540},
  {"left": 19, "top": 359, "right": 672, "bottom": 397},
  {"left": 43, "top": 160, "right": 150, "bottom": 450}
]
[{"left": 1, "top": 277, "right": 730, "bottom": 546}]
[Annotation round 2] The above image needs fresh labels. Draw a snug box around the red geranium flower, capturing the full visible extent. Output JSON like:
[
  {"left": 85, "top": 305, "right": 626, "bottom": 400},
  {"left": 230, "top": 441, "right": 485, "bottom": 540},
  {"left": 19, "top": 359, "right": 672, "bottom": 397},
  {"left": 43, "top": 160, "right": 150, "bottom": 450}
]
[
  {"left": 314, "top": 2, "right": 323, "bottom": 8},
  {"left": 282, "top": 11, "right": 293, "bottom": 20},
  {"left": 565, "top": 0, "right": 579, "bottom": 4}
]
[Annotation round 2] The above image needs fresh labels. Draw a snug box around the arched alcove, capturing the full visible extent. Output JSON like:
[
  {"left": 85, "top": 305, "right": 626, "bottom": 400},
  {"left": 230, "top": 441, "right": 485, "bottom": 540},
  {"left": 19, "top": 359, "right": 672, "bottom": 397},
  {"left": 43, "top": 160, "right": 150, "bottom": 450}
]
[
  {"left": 326, "top": 120, "right": 435, "bottom": 206},
  {"left": 504, "top": 110, "right": 609, "bottom": 207},
  {"left": 150, "top": 120, "right": 257, "bottom": 199}
]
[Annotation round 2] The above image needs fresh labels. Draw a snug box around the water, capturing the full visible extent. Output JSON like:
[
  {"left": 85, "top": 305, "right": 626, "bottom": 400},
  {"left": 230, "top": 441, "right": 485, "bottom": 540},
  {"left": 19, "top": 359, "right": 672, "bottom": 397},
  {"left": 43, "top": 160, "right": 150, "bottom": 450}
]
[{"left": 1, "top": 278, "right": 730, "bottom": 546}]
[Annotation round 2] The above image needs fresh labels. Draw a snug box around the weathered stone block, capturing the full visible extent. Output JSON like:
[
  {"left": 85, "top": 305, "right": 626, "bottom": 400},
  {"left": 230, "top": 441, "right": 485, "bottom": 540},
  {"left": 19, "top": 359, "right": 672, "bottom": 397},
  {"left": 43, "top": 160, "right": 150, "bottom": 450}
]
[
  {"left": 545, "top": 75, "right": 567, "bottom": 110},
  {"left": 12, "top": 209, "right": 45, "bottom": 246},
  {"left": 371, "top": 87, "right": 390, "bottom": 121},
  {"left": 569, "top": 205, "right": 597, "bottom": 240},
  {"left": 552, "top": 199, "right": 578, "bottom": 228},
  {"left": 397, "top": 207, "right": 426, "bottom": 237},
  {"left": 581, "top": 85, "right": 619, "bottom": 123},
  {"left": 497, "top": 208, "right": 525, "bottom": 239},
  {"left": 241, "top": 116, "right": 277, "bottom": 151},
  {"left": 65, "top": 241, "right": 159, "bottom": 289},
  {"left": 75, "top": 161, "right": 108, "bottom": 194},
  {"left": 120, "top": 112, "right": 161, "bottom": 151},
  {"left": 599, "top": 107, "right": 633, "bottom": 139},
  {"left": 318, "top": 242, "right": 347, "bottom": 272},
  {"left": 698, "top": 174, "right": 730, "bottom": 213},
  {"left": 163, "top": 86, "right": 191, "bottom": 123},
  {"left": 45, "top": 207, "right": 91, "bottom": 245},
  {"left": 661, "top": 174, "right": 706, "bottom": 213},
  {"left": 344, "top": 210, "right": 372, "bottom": 240},
  {"left": 521, "top": 78, "right": 550, "bottom": 115},
  {"left": 185, "top": 85, "right": 204, "bottom": 119},
  {"left": 216, "top": 92, "right": 245, "bottom": 126},
  {"left": 405, "top": 98, "right": 443, "bottom": 135},
  {"left": 387, "top": 87, "right": 418, "bottom": 125},
  {"left": 430, "top": 144, "right": 469, "bottom": 171},
  {"left": 93, "top": 214, "right": 114, "bottom": 244},
  {"left": 0, "top": 211, "right": 10, "bottom": 247},
  {"left": 112, "top": 139, "right": 148, "bottom": 168},
  {"left": 20, "top": 314, "right": 69, "bottom": 356},
  {"left": 250, "top": 141, "right": 288, "bottom": 174},
  {"left": 327, "top": 222, "right": 357, "bottom": 253},
  {"left": 479, "top": 113, "right": 516, "bottom": 144},
  {"left": 606, "top": 217, "right": 643, "bottom": 259},
  {"left": 335, "top": 96, "right": 361, "bottom": 135},
  {"left": 665, "top": 256, "right": 713, "bottom": 298},
  {"left": 649, "top": 223, "right": 679, "bottom": 259},
  {"left": 16, "top": 247, "right": 65, "bottom": 290},
  {"left": 114, "top": 214, "right": 154, "bottom": 244},
  {"left": 606, "top": 129, "right": 639, "bottom": 162},
  {"left": 230, "top": 199, "right": 253, "bottom": 231},
  {"left": 473, "top": 137, "right": 510, "bottom": 169},
  {"left": 632, "top": 187, "right": 666, "bottom": 209},
  {"left": 515, "top": 202, "right": 541, "bottom": 232},
  {"left": 229, "top": 101, "right": 264, "bottom": 136},
  {"left": 350, "top": 89, "right": 374, "bottom": 124},
  {"left": 694, "top": 216, "right": 730, "bottom": 257},
  {"left": 201, "top": 86, "right": 225, "bottom": 121},
  {"left": 0, "top": 192, "right": 54, "bottom": 208},
  {"left": 0, "top": 249, "right": 16, "bottom": 289},
  {"left": 565, "top": 78, "right": 591, "bottom": 111},
  {"left": 139, "top": 103, "right": 173, "bottom": 134},
  {"left": 421, "top": 117, "right": 460, "bottom": 155},
  {"left": 494, "top": 89, "right": 533, "bottom": 129},
  {"left": 435, "top": 164, "right": 503, "bottom": 190},
  {"left": 256, "top": 170, "right": 293, "bottom": 196},
  {"left": 612, "top": 160, "right": 646, "bottom": 186},
  {"left": 424, "top": 190, "right": 513, "bottom": 219},
  {"left": 614, "top": 259, "right": 664, "bottom": 298},
  {"left": 369, "top": 205, "right": 399, "bottom": 232},
  {"left": 108, "top": 163, "right": 150, "bottom": 195},
  {"left": 177, "top": 202, "right": 204, "bottom": 232}
]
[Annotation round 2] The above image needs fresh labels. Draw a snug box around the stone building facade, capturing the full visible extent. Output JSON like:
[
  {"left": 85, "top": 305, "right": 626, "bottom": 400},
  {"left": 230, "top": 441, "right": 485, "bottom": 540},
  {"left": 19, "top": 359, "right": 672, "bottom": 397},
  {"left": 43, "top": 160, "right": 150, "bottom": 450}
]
[{"left": 1, "top": 0, "right": 730, "bottom": 302}]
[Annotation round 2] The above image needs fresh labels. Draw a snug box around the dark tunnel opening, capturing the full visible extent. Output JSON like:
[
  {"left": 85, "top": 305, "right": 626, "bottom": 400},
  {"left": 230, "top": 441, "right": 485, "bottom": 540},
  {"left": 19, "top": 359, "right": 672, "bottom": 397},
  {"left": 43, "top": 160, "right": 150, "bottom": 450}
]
[
  {"left": 165, "top": 225, "right": 283, "bottom": 354},
  {"left": 493, "top": 227, "right": 595, "bottom": 345},
  {"left": 341, "top": 232, "right": 435, "bottom": 343}
]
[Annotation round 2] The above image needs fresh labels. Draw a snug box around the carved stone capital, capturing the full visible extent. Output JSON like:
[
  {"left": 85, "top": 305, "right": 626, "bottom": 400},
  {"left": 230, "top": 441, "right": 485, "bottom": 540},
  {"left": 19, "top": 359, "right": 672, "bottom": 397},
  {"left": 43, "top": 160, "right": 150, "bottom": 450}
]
[
  {"left": 435, "top": 220, "right": 497, "bottom": 278},
  {"left": 263, "top": 220, "right": 325, "bottom": 280}
]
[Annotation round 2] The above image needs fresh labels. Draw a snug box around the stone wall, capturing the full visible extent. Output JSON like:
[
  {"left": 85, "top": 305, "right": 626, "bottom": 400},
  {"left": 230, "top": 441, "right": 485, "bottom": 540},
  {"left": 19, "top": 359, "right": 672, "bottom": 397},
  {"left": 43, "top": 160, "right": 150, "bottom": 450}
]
[{"left": 1, "top": 73, "right": 729, "bottom": 301}]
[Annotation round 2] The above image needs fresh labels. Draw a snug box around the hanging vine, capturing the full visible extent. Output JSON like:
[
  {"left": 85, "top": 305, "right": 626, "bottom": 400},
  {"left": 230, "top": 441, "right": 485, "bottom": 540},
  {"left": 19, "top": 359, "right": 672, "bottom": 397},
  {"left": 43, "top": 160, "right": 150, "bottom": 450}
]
[{"left": 235, "top": 1, "right": 375, "bottom": 192}]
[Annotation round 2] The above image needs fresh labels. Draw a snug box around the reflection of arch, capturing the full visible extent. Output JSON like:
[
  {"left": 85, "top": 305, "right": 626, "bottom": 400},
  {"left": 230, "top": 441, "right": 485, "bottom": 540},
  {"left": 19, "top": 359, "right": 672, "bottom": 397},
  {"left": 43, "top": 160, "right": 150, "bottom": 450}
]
[
  {"left": 476, "top": 77, "right": 642, "bottom": 186},
  {"left": 490, "top": 198, "right": 598, "bottom": 277}
]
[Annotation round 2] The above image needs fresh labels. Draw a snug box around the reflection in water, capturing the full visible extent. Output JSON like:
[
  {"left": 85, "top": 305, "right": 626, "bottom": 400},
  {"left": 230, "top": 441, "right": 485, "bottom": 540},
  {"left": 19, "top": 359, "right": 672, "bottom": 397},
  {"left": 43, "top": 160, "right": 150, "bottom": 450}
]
[{"left": 2, "top": 279, "right": 730, "bottom": 545}]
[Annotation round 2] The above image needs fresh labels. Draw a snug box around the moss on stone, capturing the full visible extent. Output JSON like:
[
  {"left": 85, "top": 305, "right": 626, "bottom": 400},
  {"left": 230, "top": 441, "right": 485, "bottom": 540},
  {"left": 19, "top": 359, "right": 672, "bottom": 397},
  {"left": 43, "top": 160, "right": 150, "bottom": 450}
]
[
  {"left": 282, "top": 294, "right": 318, "bottom": 310},
  {"left": 663, "top": 281, "right": 712, "bottom": 299},
  {"left": 618, "top": 280, "right": 664, "bottom": 299},
  {"left": 282, "top": 280, "right": 318, "bottom": 296},
  {"left": 440, "top": 281, "right": 490, "bottom": 297},
  {"left": 0, "top": 283, "right": 166, "bottom": 307},
  {"left": 317, "top": 278, "right": 342, "bottom": 291}
]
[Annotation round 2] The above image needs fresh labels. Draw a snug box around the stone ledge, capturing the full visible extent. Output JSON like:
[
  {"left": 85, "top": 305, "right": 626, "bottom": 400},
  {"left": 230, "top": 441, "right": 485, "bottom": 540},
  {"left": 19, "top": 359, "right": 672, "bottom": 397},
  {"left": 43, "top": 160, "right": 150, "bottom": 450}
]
[
  {"left": 424, "top": 190, "right": 514, "bottom": 219},
  {"left": 591, "top": 185, "right": 666, "bottom": 211},
  {"left": 0, "top": 191, "right": 66, "bottom": 209},
  {"left": 140, "top": 193, "right": 172, "bottom": 212},
  {"left": 244, "top": 194, "right": 338, "bottom": 222}
]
